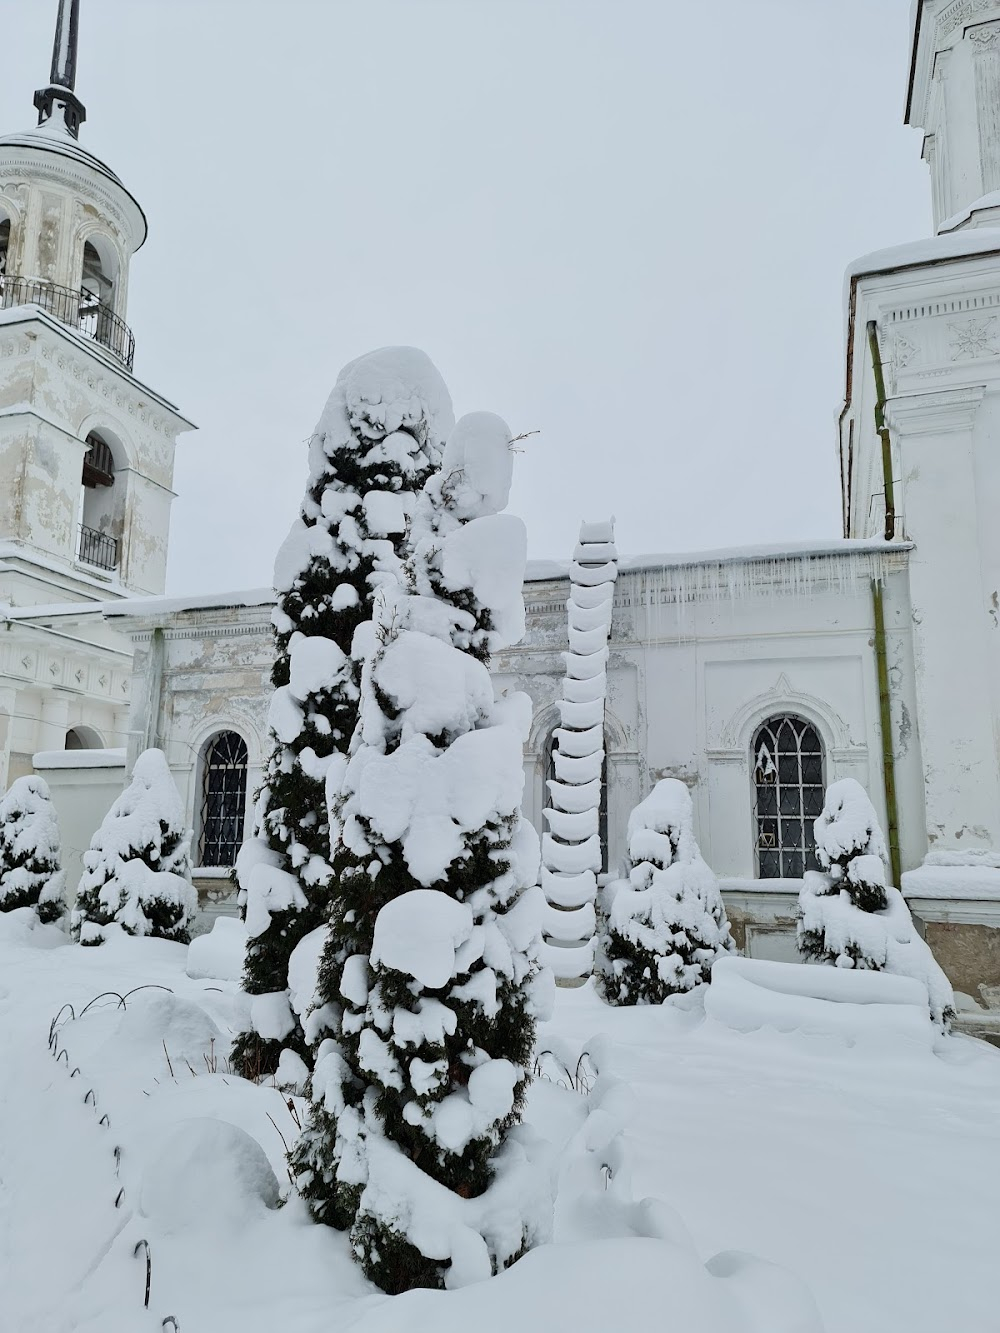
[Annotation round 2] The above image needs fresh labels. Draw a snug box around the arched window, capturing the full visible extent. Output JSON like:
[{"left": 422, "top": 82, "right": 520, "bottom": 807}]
[
  {"left": 81, "top": 239, "right": 114, "bottom": 308},
  {"left": 0, "top": 217, "right": 9, "bottom": 287},
  {"left": 198, "top": 731, "right": 249, "bottom": 867},
  {"left": 65, "top": 725, "right": 104, "bottom": 750},
  {"left": 544, "top": 727, "right": 609, "bottom": 873},
  {"left": 752, "top": 715, "right": 824, "bottom": 879},
  {"left": 79, "top": 430, "right": 120, "bottom": 571}
]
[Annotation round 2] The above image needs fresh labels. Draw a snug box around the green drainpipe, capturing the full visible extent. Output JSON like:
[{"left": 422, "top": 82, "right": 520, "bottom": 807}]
[
  {"left": 871, "top": 578, "right": 902, "bottom": 889},
  {"left": 867, "top": 320, "right": 902, "bottom": 885},
  {"left": 867, "top": 321, "right": 896, "bottom": 542}
]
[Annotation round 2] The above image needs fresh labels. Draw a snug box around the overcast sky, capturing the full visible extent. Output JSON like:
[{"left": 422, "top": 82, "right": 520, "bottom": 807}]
[{"left": 1, "top": 0, "right": 927, "bottom": 595}]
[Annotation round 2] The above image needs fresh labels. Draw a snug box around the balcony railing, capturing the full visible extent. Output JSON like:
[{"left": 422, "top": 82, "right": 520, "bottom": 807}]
[
  {"left": 0, "top": 274, "right": 135, "bottom": 371},
  {"left": 78, "top": 523, "right": 118, "bottom": 572}
]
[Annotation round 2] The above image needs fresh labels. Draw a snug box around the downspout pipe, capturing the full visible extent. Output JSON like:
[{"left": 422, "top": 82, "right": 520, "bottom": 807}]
[
  {"left": 871, "top": 578, "right": 902, "bottom": 889},
  {"left": 867, "top": 321, "right": 896, "bottom": 541},
  {"left": 867, "top": 319, "right": 903, "bottom": 884}
]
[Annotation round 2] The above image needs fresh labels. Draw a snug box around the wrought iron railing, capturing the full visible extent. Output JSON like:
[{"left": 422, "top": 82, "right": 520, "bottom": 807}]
[
  {"left": 78, "top": 523, "right": 118, "bottom": 571},
  {"left": 0, "top": 274, "right": 135, "bottom": 370}
]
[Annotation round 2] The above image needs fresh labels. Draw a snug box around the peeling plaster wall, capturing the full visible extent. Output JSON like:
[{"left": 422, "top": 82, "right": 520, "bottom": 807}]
[{"left": 120, "top": 605, "right": 274, "bottom": 869}]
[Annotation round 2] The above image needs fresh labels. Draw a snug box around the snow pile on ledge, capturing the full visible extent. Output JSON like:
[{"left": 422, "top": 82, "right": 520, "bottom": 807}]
[
  {"left": 33, "top": 748, "right": 126, "bottom": 769},
  {"left": 902, "top": 864, "right": 1000, "bottom": 901}
]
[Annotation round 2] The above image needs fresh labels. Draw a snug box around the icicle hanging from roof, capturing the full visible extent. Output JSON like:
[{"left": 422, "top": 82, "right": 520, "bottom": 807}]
[{"left": 538, "top": 518, "right": 618, "bottom": 983}]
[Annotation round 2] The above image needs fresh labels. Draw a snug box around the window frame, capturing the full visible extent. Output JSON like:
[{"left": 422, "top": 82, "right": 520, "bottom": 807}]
[
  {"left": 197, "top": 730, "right": 249, "bottom": 869},
  {"left": 751, "top": 714, "right": 825, "bottom": 880}
]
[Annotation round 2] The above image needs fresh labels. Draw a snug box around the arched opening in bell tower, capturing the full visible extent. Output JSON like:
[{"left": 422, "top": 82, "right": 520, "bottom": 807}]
[
  {"left": 78, "top": 428, "right": 126, "bottom": 573},
  {"left": 81, "top": 238, "right": 115, "bottom": 308},
  {"left": 0, "top": 215, "right": 10, "bottom": 294}
]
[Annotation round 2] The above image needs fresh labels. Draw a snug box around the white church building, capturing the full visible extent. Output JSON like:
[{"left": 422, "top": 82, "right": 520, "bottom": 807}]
[{"left": 3, "top": 1, "right": 1000, "bottom": 1022}]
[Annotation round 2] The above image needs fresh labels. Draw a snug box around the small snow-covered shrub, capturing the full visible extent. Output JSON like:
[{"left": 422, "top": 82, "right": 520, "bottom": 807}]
[
  {"left": 233, "top": 347, "right": 453, "bottom": 1081},
  {"left": 596, "top": 779, "right": 734, "bottom": 1005},
  {"left": 71, "top": 749, "right": 196, "bottom": 946},
  {"left": 0, "top": 776, "right": 65, "bottom": 923},
  {"left": 797, "top": 778, "right": 954, "bottom": 1025},
  {"left": 290, "top": 407, "right": 552, "bottom": 1294}
]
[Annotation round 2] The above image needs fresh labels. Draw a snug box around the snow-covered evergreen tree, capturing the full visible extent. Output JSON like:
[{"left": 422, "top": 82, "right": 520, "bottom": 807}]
[
  {"left": 596, "top": 779, "right": 734, "bottom": 1005},
  {"left": 797, "top": 778, "right": 954, "bottom": 1025},
  {"left": 233, "top": 348, "right": 454, "bottom": 1080},
  {"left": 0, "top": 776, "right": 65, "bottom": 923},
  {"left": 70, "top": 749, "right": 196, "bottom": 946},
  {"left": 290, "top": 410, "right": 552, "bottom": 1294}
]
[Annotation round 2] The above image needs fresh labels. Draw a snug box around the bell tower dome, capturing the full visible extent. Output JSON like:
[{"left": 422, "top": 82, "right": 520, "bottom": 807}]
[{"left": 0, "top": 0, "right": 192, "bottom": 605}]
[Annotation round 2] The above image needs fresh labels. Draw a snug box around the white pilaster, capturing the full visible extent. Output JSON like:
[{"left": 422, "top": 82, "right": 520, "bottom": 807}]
[{"left": 886, "top": 386, "right": 1000, "bottom": 851}]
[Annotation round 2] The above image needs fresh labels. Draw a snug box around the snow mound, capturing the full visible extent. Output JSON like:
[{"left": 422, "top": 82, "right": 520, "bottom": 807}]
[
  {"left": 705, "top": 955, "right": 937, "bottom": 1047},
  {"left": 185, "top": 915, "right": 247, "bottom": 981},
  {"left": 140, "top": 1117, "right": 280, "bottom": 1232},
  {"left": 357, "top": 1238, "right": 823, "bottom": 1333},
  {"left": 0, "top": 903, "right": 67, "bottom": 949}
]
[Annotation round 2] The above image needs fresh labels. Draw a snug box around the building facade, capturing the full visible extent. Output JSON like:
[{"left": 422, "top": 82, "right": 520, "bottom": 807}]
[{"left": 3, "top": 1, "right": 1000, "bottom": 1025}]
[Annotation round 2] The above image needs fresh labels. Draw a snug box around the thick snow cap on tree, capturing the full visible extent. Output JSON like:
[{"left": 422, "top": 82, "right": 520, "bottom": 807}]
[
  {"left": 0, "top": 776, "right": 65, "bottom": 922},
  {"left": 797, "top": 779, "right": 954, "bottom": 1026},
  {"left": 813, "top": 779, "right": 888, "bottom": 870},
  {"left": 319, "top": 345, "right": 455, "bottom": 453},
  {"left": 71, "top": 749, "right": 196, "bottom": 946},
  {"left": 597, "top": 779, "right": 734, "bottom": 1004}
]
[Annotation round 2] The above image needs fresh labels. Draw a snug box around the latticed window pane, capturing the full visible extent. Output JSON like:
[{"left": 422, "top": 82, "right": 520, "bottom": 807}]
[
  {"left": 752, "top": 715, "right": 824, "bottom": 879},
  {"left": 199, "top": 731, "right": 248, "bottom": 868}
]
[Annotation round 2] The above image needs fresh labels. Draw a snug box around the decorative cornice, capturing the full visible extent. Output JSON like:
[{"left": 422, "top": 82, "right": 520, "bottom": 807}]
[
  {"left": 885, "top": 384, "right": 987, "bottom": 433},
  {"left": 939, "top": 0, "right": 1000, "bottom": 41}
]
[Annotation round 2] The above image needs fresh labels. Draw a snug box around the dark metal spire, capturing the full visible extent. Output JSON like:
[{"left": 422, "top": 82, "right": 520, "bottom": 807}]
[{"left": 33, "top": 0, "right": 87, "bottom": 138}]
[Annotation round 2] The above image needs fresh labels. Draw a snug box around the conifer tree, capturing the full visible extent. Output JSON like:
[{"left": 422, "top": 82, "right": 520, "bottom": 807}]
[
  {"left": 595, "top": 778, "right": 734, "bottom": 1005},
  {"left": 0, "top": 775, "right": 66, "bottom": 923},
  {"left": 290, "top": 410, "right": 552, "bottom": 1294},
  {"left": 797, "top": 778, "right": 954, "bottom": 1024},
  {"left": 232, "top": 349, "right": 454, "bottom": 1080},
  {"left": 71, "top": 749, "right": 196, "bottom": 945}
]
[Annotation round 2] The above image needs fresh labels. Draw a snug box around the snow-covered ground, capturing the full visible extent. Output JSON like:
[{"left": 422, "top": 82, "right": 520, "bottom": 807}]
[{"left": 1, "top": 911, "right": 998, "bottom": 1333}]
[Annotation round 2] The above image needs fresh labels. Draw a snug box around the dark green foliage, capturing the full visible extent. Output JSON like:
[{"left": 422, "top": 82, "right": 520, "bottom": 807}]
[
  {"left": 289, "top": 417, "right": 544, "bottom": 1293},
  {"left": 69, "top": 751, "right": 195, "bottom": 946},
  {"left": 234, "top": 367, "right": 446, "bottom": 1081},
  {"left": 0, "top": 776, "right": 65, "bottom": 923}
]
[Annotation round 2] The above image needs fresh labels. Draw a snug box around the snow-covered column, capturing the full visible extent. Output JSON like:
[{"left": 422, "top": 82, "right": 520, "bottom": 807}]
[{"left": 539, "top": 519, "right": 617, "bottom": 982}]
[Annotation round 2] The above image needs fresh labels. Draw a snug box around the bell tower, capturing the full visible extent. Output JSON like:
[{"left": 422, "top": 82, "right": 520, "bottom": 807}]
[
  {"left": 908, "top": 0, "right": 1000, "bottom": 232},
  {"left": 0, "top": 0, "right": 192, "bottom": 607}
]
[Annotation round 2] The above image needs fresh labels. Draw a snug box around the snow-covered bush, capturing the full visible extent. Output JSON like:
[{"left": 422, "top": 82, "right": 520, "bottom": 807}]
[
  {"left": 233, "top": 348, "right": 454, "bottom": 1080},
  {"left": 71, "top": 749, "right": 196, "bottom": 946},
  {"left": 797, "top": 778, "right": 954, "bottom": 1025},
  {"left": 596, "top": 779, "right": 734, "bottom": 1005},
  {"left": 290, "top": 409, "right": 552, "bottom": 1294},
  {"left": 0, "top": 776, "right": 65, "bottom": 923}
]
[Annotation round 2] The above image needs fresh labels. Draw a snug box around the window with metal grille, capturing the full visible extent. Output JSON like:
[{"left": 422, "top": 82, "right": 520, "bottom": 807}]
[
  {"left": 752, "top": 715, "right": 824, "bottom": 879},
  {"left": 198, "top": 731, "right": 248, "bottom": 867}
]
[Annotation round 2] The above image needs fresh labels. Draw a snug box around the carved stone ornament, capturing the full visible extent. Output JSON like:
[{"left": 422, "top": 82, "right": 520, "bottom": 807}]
[
  {"left": 939, "top": 0, "right": 1000, "bottom": 40},
  {"left": 949, "top": 315, "right": 1000, "bottom": 359},
  {"left": 968, "top": 18, "right": 1000, "bottom": 48}
]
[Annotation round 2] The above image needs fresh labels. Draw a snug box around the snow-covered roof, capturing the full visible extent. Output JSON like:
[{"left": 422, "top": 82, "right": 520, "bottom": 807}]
[
  {"left": 524, "top": 537, "right": 910, "bottom": 583},
  {"left": 846, "top": 228, "right": 1000, "bottom": 288},
  {"left": 102, "top": 588, "right": 276, "bottom": 619},
  {"left": 2, "top": 587, "right": 276, "bottom": 625}
]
